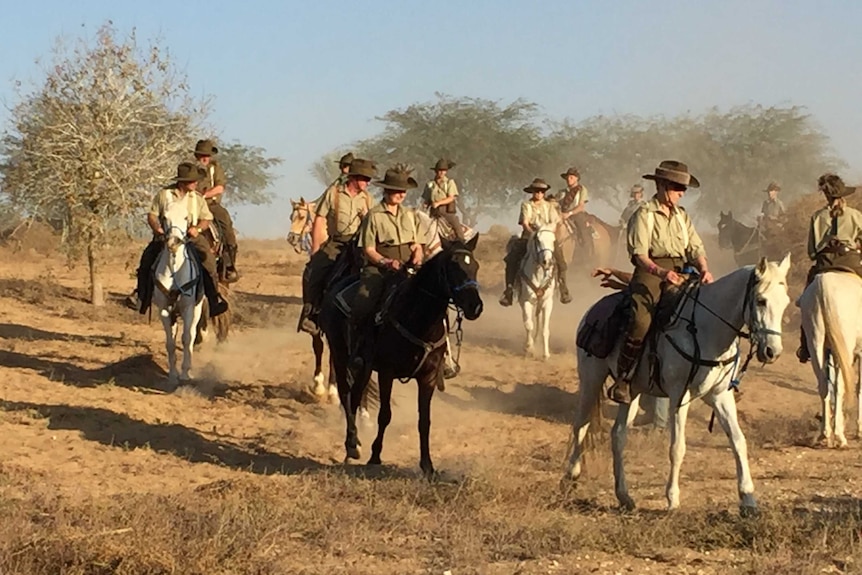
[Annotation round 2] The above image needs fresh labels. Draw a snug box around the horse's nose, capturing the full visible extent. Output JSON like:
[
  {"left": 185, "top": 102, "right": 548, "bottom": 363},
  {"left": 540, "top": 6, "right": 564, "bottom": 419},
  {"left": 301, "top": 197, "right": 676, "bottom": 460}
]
[
  {"left": 469, "top": 301, "right": 484, "bottom": 319},
  {"left": 763, "top": 346, "right": 777, "bottom": 362}
]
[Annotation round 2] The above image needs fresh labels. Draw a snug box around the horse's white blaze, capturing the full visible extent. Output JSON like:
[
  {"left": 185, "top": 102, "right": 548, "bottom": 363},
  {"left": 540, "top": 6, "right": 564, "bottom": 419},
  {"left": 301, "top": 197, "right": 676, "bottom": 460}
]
[
  {"left": 800, "top": 271, "right": 862, "bottom": 448},
  {"left": 566, "top": 253, "right": 792, "bottom": 511},
  {"left": 518, "top": 225, "right": 557, "bottom": 359},
  {"left": 152, "top": 196, "right": 204, "bottom": 386}
]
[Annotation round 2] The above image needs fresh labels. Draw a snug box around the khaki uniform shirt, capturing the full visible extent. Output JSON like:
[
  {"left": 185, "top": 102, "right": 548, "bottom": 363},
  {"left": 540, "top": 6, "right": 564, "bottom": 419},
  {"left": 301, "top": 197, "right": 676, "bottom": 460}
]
[
  {"left": 627, "top": 195, "right": 706, "bottom": 261},
  {"left": 359, "top": 202, "right": 421, "bottom": 249},
  {"left": 761, "top": 197, "right": 786, "bottom": 220},
  {"left": 315, "top": 183, "right": 372, "bottom": 239},
  {"left": 197, "top": 160, "right": 227, "bottom": 204},
  {"left": 620, "top": 199, "right": 645, "bottom": 226},
  {"left": 149, "top": 187, "right": 213, "bottom": 226},
  {"left": 559, "top": 185, "right": 589, "bottom": 213},
  {"left": 422, "top": 177, "right": 459, "bottom": 205},
  {"left": 807, "top": 205, "right": 862, "bottom": 259},
  {"left": 519, "top": 198, "right": 561, "bottom": 237}
]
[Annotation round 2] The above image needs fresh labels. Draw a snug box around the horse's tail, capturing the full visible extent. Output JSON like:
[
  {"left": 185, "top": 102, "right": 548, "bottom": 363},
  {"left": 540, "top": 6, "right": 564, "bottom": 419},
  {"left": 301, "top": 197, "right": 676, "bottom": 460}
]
[
  {"left": 819, "top": 277, "right": 855, "bottom": 399},
  {"left": 584, "top": 388, "right": 603, "bottom": 452}
]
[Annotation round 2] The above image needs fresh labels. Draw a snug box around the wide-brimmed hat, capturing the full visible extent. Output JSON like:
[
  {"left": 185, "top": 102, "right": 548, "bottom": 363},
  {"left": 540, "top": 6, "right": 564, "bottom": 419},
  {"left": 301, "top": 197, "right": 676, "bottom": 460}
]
[
  {"left": 192, "top": 139, "right": 219, "bottom": 156},
  {"left": 346, "top": 158, "right": 376, "bottom": 180},
  {"left": 374, "top": 166, "right": 418, "bottom": 192},
  {"left": 431, "top": 158, "right": 456, "bottom": 171},
  {"left": 336, "top": 152, "right": 354, "bottom": 167},
  {"left": 560, "top": 167, "right": 580, "bottom": 180},
  {"left": 818, "top": 173, "right": 856, "bottom": 199},
  {"left": 764, "top": 181, "right": 781, "bottom": 193},
  {"left": 643, "top": 160, "right": 700, "bottom": 188},
  {"left": 171, "top": 161, "right": 206, "bottom": 184},
  {"left": 523, "top": 178, "right": 552, "bottom": 193}
]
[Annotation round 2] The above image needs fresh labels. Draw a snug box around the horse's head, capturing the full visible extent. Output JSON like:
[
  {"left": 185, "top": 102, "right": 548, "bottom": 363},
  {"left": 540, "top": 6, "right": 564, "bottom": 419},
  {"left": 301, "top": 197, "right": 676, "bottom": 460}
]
[
  {"left": 530, "top": 224, "right": 557, "bottom": 271},
  {"left": 438, "top": 234, "right": 483, "bottom": 320},
  {"left": 717, "top": 211, "right": 734, "bottom": 249},
  {"left": 287, "top": 198, "right": 314, "bottom": 254},
  {"left": 748, "top": 252, "right": 792, "bottom": 363}
]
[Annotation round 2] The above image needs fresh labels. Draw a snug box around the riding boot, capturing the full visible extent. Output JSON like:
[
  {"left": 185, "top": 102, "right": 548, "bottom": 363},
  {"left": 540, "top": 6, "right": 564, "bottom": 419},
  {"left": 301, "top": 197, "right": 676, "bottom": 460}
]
[
  {"left": 203, "top": 274, "right": 228, "bottom": 317},
  {"left": 557, "top": 270, "right": 572, "bottom": 304},
  {"left": 797, "top": 326, "right": 810, "bottom": 363},
  {"left": 347, "top": 320, "right": 369, "bottom": 375},
  {"left": 224, "top": 246, "right": 240, "bottom": 283},
  {"left": 608, "top": 337, "right": 643, "bottom": 404},
  {"left": 499, "top": 256, "right": 517, "bottom": 307}
]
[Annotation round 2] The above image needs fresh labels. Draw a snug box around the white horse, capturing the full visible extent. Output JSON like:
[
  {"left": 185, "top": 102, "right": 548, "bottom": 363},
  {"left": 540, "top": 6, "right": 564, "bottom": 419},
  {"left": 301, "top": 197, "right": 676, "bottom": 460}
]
[
  {"left": 518, "top": 225, "right": 557, "bottom": 359},
  {"left": 799, "top": 271, "right": 862, "bottom": 448},
  {"left": 152, "top": 202, "right": 206, "bottom": 385},
  {"left": 565, "top": 255, "right": 791, "bottom": 513}
]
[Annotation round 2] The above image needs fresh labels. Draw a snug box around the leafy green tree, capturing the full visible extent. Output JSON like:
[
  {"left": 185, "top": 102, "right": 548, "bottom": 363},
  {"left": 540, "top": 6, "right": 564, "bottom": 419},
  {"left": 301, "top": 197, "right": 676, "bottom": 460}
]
[{"left": 215, "top": 141, "right": 283, "bottom": 206}]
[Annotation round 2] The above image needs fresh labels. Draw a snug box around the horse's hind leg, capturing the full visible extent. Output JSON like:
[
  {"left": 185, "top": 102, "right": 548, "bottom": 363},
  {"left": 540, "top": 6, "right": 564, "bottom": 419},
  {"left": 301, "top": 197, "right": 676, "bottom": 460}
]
[
  {"left": 161, "top": 310, "right": 179, "bottom": 384},
  {"left": 418, "top": 375, "right": 437, "bottom": 478},
  {"left": 563, "top": 356, "right": 606, "bottom": 483},
  {"left": 522, "top": 299, "right": 536, "bottom": 357},
  {"left": 180, "top": 301, "right": 201, "bottom": 381},
  {"left": 703, "top": 390, "right": 757, "bottom": 513},
  {"left": 665, "top": 395, "right": 690, "bottom": 511},
  {"left": 368, "top": 373, "right": 393, "bottom": 465}
]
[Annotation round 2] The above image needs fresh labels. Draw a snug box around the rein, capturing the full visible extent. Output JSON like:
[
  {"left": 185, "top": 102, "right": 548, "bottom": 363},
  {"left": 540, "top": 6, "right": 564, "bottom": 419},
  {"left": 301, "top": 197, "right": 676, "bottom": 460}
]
[{"left": 733, "top": 222, "right": 759, "bottom": 256}]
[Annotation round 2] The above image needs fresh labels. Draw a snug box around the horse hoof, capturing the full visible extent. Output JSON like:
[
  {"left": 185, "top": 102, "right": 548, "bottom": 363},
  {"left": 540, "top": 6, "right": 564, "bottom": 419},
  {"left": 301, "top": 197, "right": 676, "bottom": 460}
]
[
  {"left": 739, "top": 504, "right": 759, "bottom": 518},
  {"left": 618, "top": 497, "right": 637, "bottom": 513},
  {"left": 367, "top": 456, "right": 381, "bottom": 466},
  {"left": 346, "top": 446, "right": 361, "bottom": 460}
]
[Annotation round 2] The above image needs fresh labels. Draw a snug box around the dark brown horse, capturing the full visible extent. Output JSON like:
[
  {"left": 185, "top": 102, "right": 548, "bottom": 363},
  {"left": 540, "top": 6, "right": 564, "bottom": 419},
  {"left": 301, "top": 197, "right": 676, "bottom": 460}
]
[
  {"left": 717, "top": 211, "right": 761, "bottom": 266},
  {"left": 318, "top": 235, "right": 483, "bottom": 477},
  {"left": 558, "top": 214, "right": 622, "bottom": 271}
]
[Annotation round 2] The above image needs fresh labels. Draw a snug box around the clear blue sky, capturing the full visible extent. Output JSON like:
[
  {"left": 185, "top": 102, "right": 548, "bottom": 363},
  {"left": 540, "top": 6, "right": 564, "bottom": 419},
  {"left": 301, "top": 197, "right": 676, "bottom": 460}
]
[{"left": 1, "top": 0, "right": 860, "bottom": 237}]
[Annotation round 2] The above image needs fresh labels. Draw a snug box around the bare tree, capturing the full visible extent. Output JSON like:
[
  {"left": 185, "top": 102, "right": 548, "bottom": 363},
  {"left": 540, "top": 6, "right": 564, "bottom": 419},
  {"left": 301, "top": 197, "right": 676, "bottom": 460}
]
[{"left": 0, "top": 23, "right": 207, "bottom": 305}]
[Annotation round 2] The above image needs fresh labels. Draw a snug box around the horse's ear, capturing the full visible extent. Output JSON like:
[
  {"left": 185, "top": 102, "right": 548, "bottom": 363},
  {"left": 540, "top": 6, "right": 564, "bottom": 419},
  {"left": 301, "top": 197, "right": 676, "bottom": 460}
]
[
  {"left": 719, "top": 210, "right": 726, "bottom": 217},
  {"left": 290, "top": 199, "right": 296, "bottom": 208},
  {"left": 466, "top": 233, "right": 479, "bottom": 252},
  {"left": 440, "top": 237, "right": 452, "bottom": 252},
  {"left": 778, "top": 251, "right": 791, "bottom": 276},
  {"left": 299, "top": 196, "right": 305, "bottom": 204},
  {"left": 756, "top": 256, "right": 768, "bottom": 276}
]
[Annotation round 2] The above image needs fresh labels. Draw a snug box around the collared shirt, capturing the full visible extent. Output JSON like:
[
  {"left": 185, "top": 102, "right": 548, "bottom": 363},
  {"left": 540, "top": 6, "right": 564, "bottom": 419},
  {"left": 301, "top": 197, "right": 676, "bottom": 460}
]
[
  {"left": 807, "top": 205, "right": 862, "bottom": 259},
  {"left": 358, "top": 201, "right": 421, "bottom": 248},
  {"left": 620, "top": 199, "right": 645, "bottom": 226},
  {"left": 315, "top": 183, "right": 372, "bottom": 238},
  {"left": 422, "top": 176, "right": 459, "bottom": 205},
  {"left": 149, "top": 187, "right": 213, "bottom": 226},
  {"left": 197, "top": 160, "right": 227, "bottom": 204},
  {"left": 761, "top": 197, "right": 786, "bottom": 220},
  {"left": 627, "top": 195, "right": 706, "bottom": 261},
  {"left": 559, "top": 185, "right": 589, "bottom": 213},
  {"left": 519, "top": 198, "right": 561, "bottom": 231}
]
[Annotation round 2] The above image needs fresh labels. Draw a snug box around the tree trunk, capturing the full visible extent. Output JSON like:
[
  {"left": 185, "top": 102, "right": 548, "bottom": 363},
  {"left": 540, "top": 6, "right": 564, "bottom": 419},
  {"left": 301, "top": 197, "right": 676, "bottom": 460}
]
[{"left": 88, "top": 236, "right": 105, "bottom": 306}]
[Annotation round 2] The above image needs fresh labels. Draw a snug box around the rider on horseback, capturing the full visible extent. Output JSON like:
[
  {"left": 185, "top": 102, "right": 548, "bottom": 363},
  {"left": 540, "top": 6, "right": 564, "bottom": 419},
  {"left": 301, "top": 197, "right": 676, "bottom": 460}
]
[
  {"left": 348, "top": 165, "right": 425, "bottom": 374},
  {"left": 797, "top": 174, "right": 862, "bottom": 363},
  {"left": 299, "top": 158, "right": 376, "bottom": 335},
  {"left": 758, "top": 181, "right": 786, "bottom": 240},
  {"left": 559, "top": 167, "right": 594, "bottom": 257},
  {"left": 619, "top": 184, "right": 645, "bottom": 228},
  {"left": 193, "top": 139, "right": 240, "bottom": 283},
  {"left": 422, "top": 158, "right": 465, "bottom": 242},
  {"left": 607, "top": 160, "right": 714, "bottom": 405},
  {"left": 135, "top": 161, "right": 229, "bottom": 318},
  {"left": 500, "top": 178, "right": 572, "bottom": 306}
]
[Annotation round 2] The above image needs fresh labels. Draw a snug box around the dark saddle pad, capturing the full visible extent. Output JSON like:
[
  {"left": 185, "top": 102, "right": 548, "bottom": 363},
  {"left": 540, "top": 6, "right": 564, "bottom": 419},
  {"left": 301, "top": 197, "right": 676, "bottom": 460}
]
[
  {"left": 575, "top": 280, "right": 695, "bottom": 359},
  {"left": 333, "top": 273, "right": 408, "bottom": 324}
]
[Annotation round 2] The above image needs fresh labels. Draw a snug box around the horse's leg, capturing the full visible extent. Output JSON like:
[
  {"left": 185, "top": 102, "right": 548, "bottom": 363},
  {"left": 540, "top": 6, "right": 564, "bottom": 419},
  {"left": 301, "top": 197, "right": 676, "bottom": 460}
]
[
  {"left": 611, "top": 398, "right": 639, "bottom": 511},
  {"left": 368, "top": 372, "right": 393, "bottom": 465},
  {"left": 160, "top": 301, "right": 179, "bottom": 384},
  {"left": 522, "top": 297, "right": 535, "bottom": 357},
  {"left": 327, "top": 347, "right": 339, "bottom": 402},
  {"left": 563, "top": 354, "right": 607, "bottom": 482},
  {"left": 856, "top": 355, "right": 862, "bottom": 440},
  {"left": 418, "top": 375, "right": 436, "bottom": 478},
  {"left": 180, "top": 299, "right": 202, "bottom": 381},
  {"left": 834, "top": 358, "right": 848, "bottom": 448},
  {"left": 812, "top": 338, "right": 833, "bottom": 446},
  {"left": 665, "top": 393, "right": 691, "bottom": 511},
  {"left": 703, "top": 390, "right": 757, "bottom": 513},
  {"left": 541, "top": 294, "right": 553, "bottom": 360},
  {"left": 311, "top": 333, "right": 327, "bottom": 398}
]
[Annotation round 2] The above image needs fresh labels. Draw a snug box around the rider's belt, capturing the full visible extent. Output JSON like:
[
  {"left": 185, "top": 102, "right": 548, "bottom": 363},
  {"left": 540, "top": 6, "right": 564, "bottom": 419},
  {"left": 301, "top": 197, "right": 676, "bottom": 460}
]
[
  {"left": 330, "top": 234, "right": 354, "bottom": 243},
  {"left": 377, "top": 244, "right": 412, "bottom": 262},
  {"left": 651, "top": 256, "right": 685, "bottom": 270}
]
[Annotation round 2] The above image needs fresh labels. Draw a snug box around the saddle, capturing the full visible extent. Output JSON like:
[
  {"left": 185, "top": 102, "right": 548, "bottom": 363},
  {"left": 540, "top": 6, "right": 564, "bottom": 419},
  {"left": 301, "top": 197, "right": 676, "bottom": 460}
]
[
  {"left": 576, "top": 277, "right": 698, "bottom": 360},
  {"left": 334, "top": 271, "right": 410, "bottom": 324}
]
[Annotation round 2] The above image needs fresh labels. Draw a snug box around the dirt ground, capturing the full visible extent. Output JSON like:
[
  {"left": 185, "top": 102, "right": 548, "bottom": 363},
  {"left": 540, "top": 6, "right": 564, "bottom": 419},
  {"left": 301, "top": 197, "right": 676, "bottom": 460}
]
[{"left": 2, "top": 233, "right": 862, "bottom": 575}]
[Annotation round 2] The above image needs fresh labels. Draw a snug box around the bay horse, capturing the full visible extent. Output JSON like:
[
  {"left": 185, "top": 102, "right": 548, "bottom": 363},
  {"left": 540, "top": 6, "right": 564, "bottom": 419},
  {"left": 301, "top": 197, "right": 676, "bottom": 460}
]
[
  {"left": 318, "top": 235, "right": 483, "bottom": 477},
  {"left": 717, "top": 211, "right": 760, "bottom": 267},
  {"left": 558, "top": 214, "right": 620, "bottom": 272},
  {"left": 565, "top": 254, "right": 791, "bottom": 512},
  {"left": 517, "top": 224, "right": 557, "bottom": 359},
  {"left": 152, "top": 201, "right": 207, "bottom": 385},
  {"left": 799, "top": 271, "right": 862, "bottom": 448},
  {"left": 287, "top": 198, "right": 314, "bottom": 256}
]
